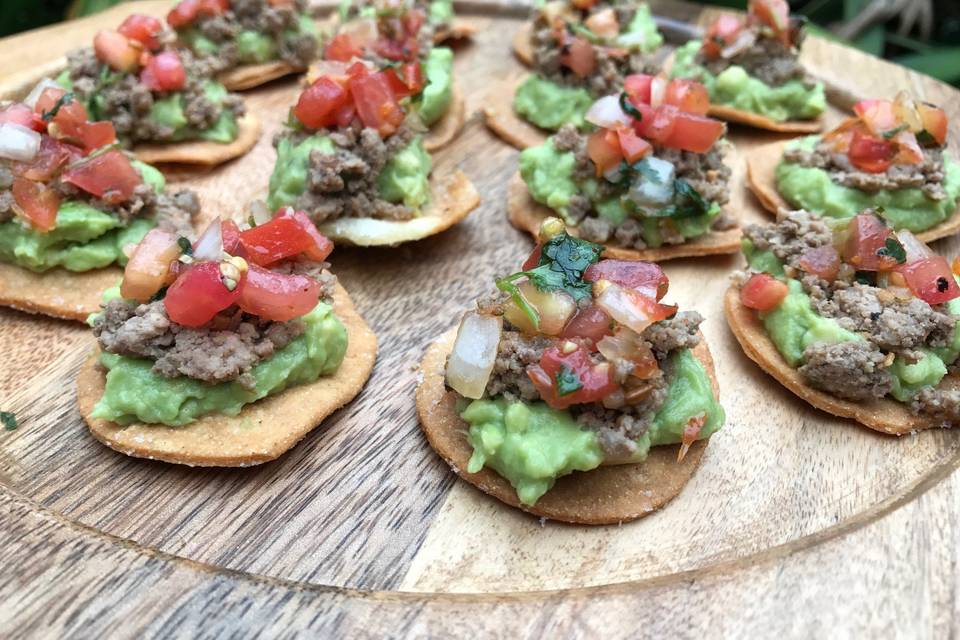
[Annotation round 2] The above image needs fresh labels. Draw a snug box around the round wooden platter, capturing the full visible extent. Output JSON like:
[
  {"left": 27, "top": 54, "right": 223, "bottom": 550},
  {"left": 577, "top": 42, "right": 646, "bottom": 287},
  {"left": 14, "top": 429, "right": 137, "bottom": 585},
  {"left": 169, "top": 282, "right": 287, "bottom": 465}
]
[{"left": 3, "top": 1, "right": 960, "bottom": 636}]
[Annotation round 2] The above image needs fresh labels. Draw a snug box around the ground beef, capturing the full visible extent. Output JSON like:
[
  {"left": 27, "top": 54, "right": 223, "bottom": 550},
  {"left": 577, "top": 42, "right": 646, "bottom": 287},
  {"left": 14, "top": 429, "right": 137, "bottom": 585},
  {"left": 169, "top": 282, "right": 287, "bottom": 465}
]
[
  {"left": 270, "top": 257, "right": 338, "bottom": 302},
  {"left": 742, "top": 209, "right": 834, "bottom": 271},
  {"left": 642, "top": 311, "right": 703, "bottom": 358},
  {"left": 798, "top": 340, "right": 893, "bottom": 401},
  {"left": 277, "top": 121, "right": 418, "bottom": 223},
  {"left": 695, "top": 22, "right": 812, "bottom": 88},
  {"left": 0, "top": 166, "right": 15, "bottom": 223},
  {"left": 783, "top": 140, "right": 947, "bottom": 200},
  {"left": 66, "top": 48, "right": 245, "bottom": 146},
  {"left": 94, "top": 297, "right": 307, "bottom": 389},
  {"left": 912, "top": 385, "right": 960, "bottom": 424},
  {"left": 484, "top": 330, "right": 552, "bottom": 402},
  {"left": 184, "top": 0, "right": 318, "bottom": 73}
]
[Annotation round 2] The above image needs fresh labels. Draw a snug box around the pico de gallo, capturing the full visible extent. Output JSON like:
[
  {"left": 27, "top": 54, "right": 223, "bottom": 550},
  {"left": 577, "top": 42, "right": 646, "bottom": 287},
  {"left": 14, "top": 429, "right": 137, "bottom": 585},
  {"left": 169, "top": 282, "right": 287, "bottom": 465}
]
[
  {"left": 519, "top": 73, "right": 734, "bottom": 250},
  {"left": 0, "top": 82, "right": 198, "bottom": 273},
  {"left": 55, "top": 13, "right": 246, "bottom": 146},
  {"left": 670, "top": 0, "right": 825, "bottom": 123},
  {"left": 737, "top": 208, "right": 960, "bottom": 423},
  {"left": 169, "top": 0, "right": 320, "bottom": 77},
  {"left": 89, "top": 207, "right": 348, "bottom": 427},
  {"left": 775, "top": 92, "right": 960, "bottom": 233},
  {"left": 513, "top": 0, "right": 664, "bottom": 131},
  {"left": 444, "top": 218, "right": 724, "bottom": 506}
]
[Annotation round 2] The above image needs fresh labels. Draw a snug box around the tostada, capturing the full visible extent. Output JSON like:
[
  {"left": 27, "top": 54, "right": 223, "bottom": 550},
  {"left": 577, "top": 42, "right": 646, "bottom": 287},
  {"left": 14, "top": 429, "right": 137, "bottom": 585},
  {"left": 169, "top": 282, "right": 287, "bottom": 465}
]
[
  {"left": 335, "top": 0, "right": 475, "bottom": 46},
  {"left": 53, "top": 13, "right": 260, "bottom": 166},
  {"left": 726, "top": 208, "right": 960, "bottom": 434},
  {"left": 486, "top": 0, "right": 664, "bottom": 149},
  {"left": 669, "top": 0, "right": 825, "bottom": 132},
  {"left": 267, "top": 59, "right": 478, "bottom": 246},
  {"left": 0, "top": 84, "right": 199, "bottom": 320},
  {"left": 78, "top": 208, "right": 376, "bottom": 466},
  {"left": 168, "top": 0, "right": 321, "bottom": 91},
  {"left": 509, "top": 73, "right": 742, "bottom": 261},
  {"left": 417, "top": 219, "right": 725, "bottom": 523},
  {"left": 747, "top": 92, "right": 960, "bottom": 242}
]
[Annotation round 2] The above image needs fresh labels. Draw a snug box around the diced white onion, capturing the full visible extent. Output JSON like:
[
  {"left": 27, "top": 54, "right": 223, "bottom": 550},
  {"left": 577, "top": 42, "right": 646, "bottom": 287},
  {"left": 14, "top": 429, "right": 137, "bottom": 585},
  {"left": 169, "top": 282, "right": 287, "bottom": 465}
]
[
  {"left": 720, "top": 29, "right": 756, "bottom": 59},
  {"left": 628, "top": 157, "right": 675, "bottom": 208},
  {"left": 616, "top": 30, "right": 647, "bottom": 48},
  {"left": 0, "top": 123, "right": 41, "bottom": 162},
  {"left": 896, "top": 229, "right": 933, "bottom": 264},
  {"left": 342, "top": 17, "right": 377, "bottom": 47},
  {"left": 649, "top": 76, "right": 667, "bottom": 109},
  {"left": 595, "top": 283, "right": 655, "bottom": 334},
  {"left": 503, "top": 281, "right": 576, "bottom": 335},
  {"left": 24, "top": 78, "right": 63, "bottom": 109},
  {"left": 585, "top": 95, "right": 632, "bottom": 129},
  {"left": 192, "top": 216, "right": 223, "bottom": 262},
  {"left": 249, "top": 200, "right": 272, "bottom": 226},
  {"left": 446, "top": 312, "right": 503, "bottom": 400}
]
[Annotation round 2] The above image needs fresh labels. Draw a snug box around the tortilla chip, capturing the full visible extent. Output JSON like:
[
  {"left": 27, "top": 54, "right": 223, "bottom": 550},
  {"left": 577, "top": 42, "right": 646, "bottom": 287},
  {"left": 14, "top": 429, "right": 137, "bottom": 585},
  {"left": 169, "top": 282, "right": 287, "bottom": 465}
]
[
  {"left": 0, "top": 262, "right": 121, "bottom": 322},
  {"left": 220, "top": 60, "right": 302, "bottom": 91},
  {"left": 434, "top": 18, "right": 477, "bottom": 43},
  {"left": 319, "top": 169, "right": 479, "bottom": 246},
  {"left": 708, "top": 104, "right": 823, "bottom": 133},
  {"left": 416, "top": 329, "right": 718, "bottom": 524},
  {"left": 512, "top": 23, "right": 533, "bottom": 66},
  {"left": 134, "top": 113, "right": 261, "bottom": 166},
  {"left": 482, "top": 74, "right": 549, "bottom": 150},
  {"left": 746, "top": 139, "right": 960, "bottom": 243},
  {"left": 423, "top": 80, "right": 466, "bottom": 152},
  {"left": 77, "top": 282, "right": 377, "bottom": 466},
  {"left": 723, "top": 285, "right": 940, "bottom": 435}
]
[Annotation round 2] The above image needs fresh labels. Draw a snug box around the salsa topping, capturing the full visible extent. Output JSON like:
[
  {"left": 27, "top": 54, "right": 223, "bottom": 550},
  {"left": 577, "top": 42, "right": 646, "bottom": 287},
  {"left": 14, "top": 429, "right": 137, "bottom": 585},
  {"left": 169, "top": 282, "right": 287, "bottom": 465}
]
[{"left": 701, "top": 0, "right": 797, "bottom": 60}]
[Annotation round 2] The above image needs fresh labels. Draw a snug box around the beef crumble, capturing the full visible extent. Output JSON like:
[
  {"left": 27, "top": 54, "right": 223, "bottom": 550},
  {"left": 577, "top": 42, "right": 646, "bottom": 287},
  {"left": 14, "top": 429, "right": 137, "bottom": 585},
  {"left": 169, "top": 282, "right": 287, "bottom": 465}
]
[
  {"left": 742, "top": 208, "right": 833, "bottom": 271},
  {"left": 798, "top": 341, "right": 893, "bottom": 401},
  {"left": 695, "top": 22, "right": 812, "bottom": 88}
]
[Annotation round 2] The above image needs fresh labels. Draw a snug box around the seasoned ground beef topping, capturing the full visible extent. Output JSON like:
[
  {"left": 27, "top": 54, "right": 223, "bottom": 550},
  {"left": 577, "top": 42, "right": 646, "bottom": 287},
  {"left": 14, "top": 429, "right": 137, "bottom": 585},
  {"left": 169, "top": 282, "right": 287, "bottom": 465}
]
[
  {"left": 797, "top": 340, "right": 893, "bottom": 401},
  {"left": 66, "top": 47, "right": 245, "bottom": 146},
  {"left": 742, "top": 208, "right": 833, "bottom": 271},
  {"left": 695, "top": 22, "right": 811, "bottom": 88},
  {"left": 182, "top": 0, "right": 318, "bottom": 72},
  {"left": 783, "top": 140, "right": 947, "bottom": 200}
]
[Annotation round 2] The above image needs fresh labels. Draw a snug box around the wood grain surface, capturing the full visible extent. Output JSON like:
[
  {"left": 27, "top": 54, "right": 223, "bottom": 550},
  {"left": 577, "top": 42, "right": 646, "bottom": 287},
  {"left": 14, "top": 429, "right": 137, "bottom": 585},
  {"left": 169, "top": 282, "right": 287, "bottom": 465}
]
[{"left": 2, "top": 1, "right": 960, "bottom": 637}]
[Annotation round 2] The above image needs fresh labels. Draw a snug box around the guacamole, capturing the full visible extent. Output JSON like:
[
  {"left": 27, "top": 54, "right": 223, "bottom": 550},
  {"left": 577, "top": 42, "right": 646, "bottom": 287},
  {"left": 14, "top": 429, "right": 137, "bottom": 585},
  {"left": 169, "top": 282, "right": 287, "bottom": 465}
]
[
  {"left": 671, "top": 41, "right": 826, "bottom": 122},
  {"left": 181, "top": 13, "right": 317, "bottom": 65},
  {"left": 463, "top": 348, "right": 724, "bottom": 505},
  {"left": 0, "top": 161, "right": 163, "bottom": 272},
  {"left": 776, "top": 136, "right": 960, "bottom": 232},
  {"left": 520, "top": 138, "right": 721, "bottom": 246},
  {"left": 414, "top": 47, "right": 454, "bottom": 126},
  {"left": 92, "top": 300, "right": 348, "bottom": 426},
  {"left": 428, "top": 0, "right": 454, "bottom": 24}
]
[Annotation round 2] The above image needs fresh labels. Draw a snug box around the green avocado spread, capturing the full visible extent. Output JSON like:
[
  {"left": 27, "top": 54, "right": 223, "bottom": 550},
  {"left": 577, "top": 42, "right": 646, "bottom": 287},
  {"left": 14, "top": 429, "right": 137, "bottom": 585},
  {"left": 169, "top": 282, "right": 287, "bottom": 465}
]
[
  {"left": 268, "top": 133, "right": 432, "bottom": 212},
  {"left": 776, "top": 136, "right": 960, "bottom": 233},
  {"left": 463, "top": 348, "right": 724, "bottom": 505},
  {"left": 92, "top": 300, "right": 348, "bottom": 426},
  {"left": 181, "top": 13, "right": 317, "bottom": 64},
  {"left": 519, "top": 138, "right": 721, "bottom": 246},
  {"left": 429, "top": 0, "right": 454, "bottom": 24},
  {"left": 671, "top": 40, "right": 826, "bottom": 122},
  {"left": 414, "top": 47, "right": 454, "bottom": 126},
  {"left": 0, "top": 161, "right": 162, "bottom": 272}
]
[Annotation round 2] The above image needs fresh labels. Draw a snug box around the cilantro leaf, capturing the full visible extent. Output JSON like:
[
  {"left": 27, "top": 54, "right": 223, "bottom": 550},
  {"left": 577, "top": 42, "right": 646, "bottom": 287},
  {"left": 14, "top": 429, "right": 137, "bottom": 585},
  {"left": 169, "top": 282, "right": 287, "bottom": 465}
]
[
  {"left": 555, "top": 364, "right": 582, "bottom": 396},
  {"left": 876, "top": 237, "right": 906, "bottom": 264},
  {"left": 881, "top": 124, "right": 909, "bottom": 139},
  {"left": 619, "top": 92, "right": 642, "bottom": 120},
  {"left": 177, "top": 237, "right": 193, "bottom": 256},
  {"left": 148, "top": 286, "right": 169, "bottom": 303},
  {"left": 650, "top": 179, "right": 710, "bottom": 218},
  {"left": 41, "top": 92, "right": 75, "bottom": 122},
  {"left": 633, "top": 157, "right": 662, "bottom": 184},
  {"left": 1, "top": 411, "right": 17, "bottom": 431}
]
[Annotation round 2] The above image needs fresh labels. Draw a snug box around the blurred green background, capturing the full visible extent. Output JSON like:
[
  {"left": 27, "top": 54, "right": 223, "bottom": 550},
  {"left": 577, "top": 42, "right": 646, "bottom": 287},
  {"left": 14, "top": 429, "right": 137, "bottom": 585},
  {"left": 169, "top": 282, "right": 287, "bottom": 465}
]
[{"left": 1, "top": 0, "right": 959, "bottom": 84}]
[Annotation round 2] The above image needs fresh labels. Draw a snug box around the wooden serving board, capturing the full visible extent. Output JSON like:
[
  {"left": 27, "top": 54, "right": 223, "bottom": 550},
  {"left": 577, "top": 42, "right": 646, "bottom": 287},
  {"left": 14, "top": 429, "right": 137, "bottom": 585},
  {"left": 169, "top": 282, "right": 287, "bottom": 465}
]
[{"left": 2, "top": 1, "right": 960, "bottom": 636}]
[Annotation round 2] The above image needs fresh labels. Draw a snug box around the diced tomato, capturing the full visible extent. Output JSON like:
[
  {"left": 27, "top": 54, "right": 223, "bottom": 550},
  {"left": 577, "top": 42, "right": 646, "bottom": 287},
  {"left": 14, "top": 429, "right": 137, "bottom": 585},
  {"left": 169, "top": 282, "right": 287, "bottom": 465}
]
[
  {"left": 623, "top": 74, "right": 653, "bottom": 104},
  {"left": 325, "top": 33, "right": 365, "bottom": 62},
  {"left": 11, "top": 177, "right": 60, "bottom": 232},
  {"left": 35, "top": 88, "right": 89, "bottom": 144},
  {"left": 848, "top": 129, "right": 895, "bottom": 173},
  {"left": 560, "top": 305, "right": 613, "bottom": 345},
  {"left": 283, "top": 208, "right": 333, "bottom": 261},
  {"left": 349, "top": 72, "right": 404, "bottom": 136},
  {"left": 701, "top": 14, "right": 744, "bottom": 58},
  {"left": 237, "top": 264, "right": 320, "bottom": 322},
  {"left": 664, "top": 79, "right": 710, "bottom": 116},
  {"left": 892, "top": 129, "right": 924, "bottom": 165},
  {"left": 898, "top": 257, "right": 960, "bottom": 305},
  {"left": 93, "top": 30, "right": 143, "bottom": 72},
  {"left": 403, "top": 9, "right": 426, "bottom": 38},
  {"left": 634, "top": 103, "right": 674, "bottom": 143},
  {"left": 164, "top": 261, "right": 241, "bottom": 327},
  {"left": 842, "top": 212, "right": 898, "bottom": 271},
  {"left": 140, "top": 51, "right": 186, "bottom": 92},
  {"left": 0, "top": 104, "right": 44, "bottom": 132},
  {"left": 798, "top": 245, "right": 840, "bottom": 281},
  {"left": 120, "top": 229, "right": 182, "bottom": 302},
  {"left": 294, "top": 77, "right": 351, "bottom": 130},
  {"left": 661, "top": 110, "right": 725, "bottom": 153},
  {"left": 522, "top": 244, "right": 542, "bottom": 271},
  {"left": 61, "top": 149, "right": 142, "bottom": 204},
  {"left": 221, "top": 219, "right": 243, "bottom": 255},
  {"left": 585, "top": 259, "right": 669, "bottom": 300},
  {"left": 917, "top": 103, "right": 948, "bottom": 147},
  {"left": 678, "top": 413, "right": 705, "bottom": 462},
  {"left": 570, "top": 0, "right": 598, "bottom": 8},
  {"left": 346, "top": 60, "right": 371, "bottom": 79},
  {"left": 749, "top": 0, "right": 790, "bottom": 45},
  {"left": 527, "top": 343, "right": 619, "bottom": 410},
  {"left": 584, "top": 8, "right": 619, "bottom": 39},
  {"left": 853, "top": 99, "right": 899, "bottom": 138},
  {"left": 10, "top": 136, "right": 79, "bottom": 182},
  {"left": 167, "top": 0, "right": 229, "bottom": 29},
  {"left": 615, "top": 127, "right": 652, "bottom": 163},
  {"left": 333, "top": 102, "right": 357, "bottom": 128},
  {"left": 118, "top": 14, "right": 163, "bottom": 51},
  {"left": 740, "top": 273, "right": 788, "bottom": 311},
  {"left": 561, "top": 37, "right": 596, "bottom": 78},
  {"left": 385, "top": 63, "right": 424, "bottom": 98},
  {"left": 239, "top": 209, "right": 333, "bottom": 266},
  {"left": 80, "top": 121, "right": 117, "bottom": 153},
  {"left": 586, "top": 129, "right": 623, "bottom": 177}
]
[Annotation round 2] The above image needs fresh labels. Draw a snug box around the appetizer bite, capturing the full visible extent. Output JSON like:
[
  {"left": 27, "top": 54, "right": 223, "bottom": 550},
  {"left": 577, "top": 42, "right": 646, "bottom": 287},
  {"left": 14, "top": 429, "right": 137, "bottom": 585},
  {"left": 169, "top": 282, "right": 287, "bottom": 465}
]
[
  {"left": 487, "top": 0, "right": 664, "bottom": 149},
  {"left": 268, "top": 59, "right": 478, "bottom": 246},
  {"left": 509, "top": 74, "right": 742, "bottom": 261},
  {"left": 670, "top": 0, "right": 825, "bottom": 132},
  {"left": 336, "top": 0, "right": 474, "bottom": 45},
  {"left": 169, "top": 0, "right": 321, "bottom": 91},
  {"left": 78, "top": 209, "right": 377, "bottom": 465},
  {"left": 726, "top": 209, "right": 960, "bottom": 434},
  {"left": 748, "top": 92, "right": 960, "bottom": 242},
  {"left": 56, "top": 13, "right": 260, "bottom": 165},
  {"left": 0, "top": 87, "right": 199, "bottom": 320},
  {"left": 317, "top": 0, "right": 464, "bottom": 150},
  {"left": 417, "top": 220, "right": 725, "bottom": 523}
]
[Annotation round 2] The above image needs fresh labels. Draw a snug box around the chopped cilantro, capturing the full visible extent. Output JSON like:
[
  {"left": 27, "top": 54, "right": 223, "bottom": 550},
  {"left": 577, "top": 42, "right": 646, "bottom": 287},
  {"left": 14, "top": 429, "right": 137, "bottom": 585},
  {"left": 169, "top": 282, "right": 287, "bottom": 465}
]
[
  {"left": 148, "top": 286, "right": 169, "bottom": 302},
  {"left": 916, "top": 130, "right": 937, "bottom": 147},
  {"left": 1, "top": 411, "right": 17, "bottom": 431},
  {"left": 633, "top": 157, "right": 663, "bottom": 184},
  {"left": 619, "top": 92, "right": 642, "bottom": 120},
  {"left": 650, "top": 179, "right": 710, "bottom": 218},
  {"left": 555, "top": 364, "right": 583, "bottom": 396},
  {"left": 876, "top": 237, "right": 906, "bottom": 264},
  {"left": 854, "top": 271, "right": 876, "bottom": 286},
  {"left": 881, "top": 124, "right": 908, "bottom": 139},
  {"left": 247, "top": 215, "right": 258, "bottom": 228},
  {"left": 41, "top": 92, "right": 74, "bottom": 122},
  {"left": 177, "top": 237, "right": 193, "bottom": 256}
]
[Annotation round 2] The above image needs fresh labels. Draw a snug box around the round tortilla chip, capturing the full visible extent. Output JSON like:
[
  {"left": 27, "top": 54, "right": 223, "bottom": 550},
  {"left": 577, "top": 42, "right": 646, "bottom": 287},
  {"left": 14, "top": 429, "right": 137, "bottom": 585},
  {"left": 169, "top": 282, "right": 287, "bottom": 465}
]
[
  {"left": 512, "top": 23, "right": 533, "bottom": 66},
  {"left": 220, "top": 60, "right": 302, "bottom": 91},
  {"left": 0, "top": 262, "right": 121, "bottom": 322},
  {"left": 746, "top": 139, "right": 960, "bottom": 243},
  {"left": 416, "top": 329, "right": 718, "bottom": 525},
  {"left": 723, "top": 285, "right": 940, "bottom": 435},
  {"left": 433, "top": 18, "right": 477, "bottom": 43},
  {"left": 707, "top": 104, "right": 823, "bottom": 133},
  {"left": 506, "top": 167, "right": 742, "bottom": 262},
  {"left": 134, "top": 112, "right": 262, "bottom": 166},
  {"left": 77, "top": 283, "right": 378, "bottom": 466},
  {"left": 318, "top": 169, "right": 480, "bottom": 246},
  {"left": 423, "top": 80, "right": 466, "bottom": 151}
]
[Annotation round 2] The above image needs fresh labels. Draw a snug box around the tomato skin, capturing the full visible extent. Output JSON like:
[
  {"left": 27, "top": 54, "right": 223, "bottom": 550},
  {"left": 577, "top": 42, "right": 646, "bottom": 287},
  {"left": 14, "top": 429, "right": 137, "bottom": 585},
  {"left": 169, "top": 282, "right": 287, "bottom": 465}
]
[
  {"left": 165, "top": 262, "right": 241, "bottom": 327},
  {"left": 385, "top": 63, "right": 424, "bottom": 98},
  {"left": 842, "top": 213, "right": 898, "bottom": 271},
  {"left": 79, "top": 120, "right": 117, "bottom": 153},
  {"left": 120, "top": 228, "right": 182, "bottom": 302},
  {"left": 0, "top": 104, "right": 44, "bottom": 132},
  {"left": 140, "top": 51, "right": 187, "bottom": 92},
  {"left": 35, "top": 88, "right": 89, "bottom": 144},
  {"left": 221, "top": 219, "right": 243, "bottom": 255},
  {"left": 623, "top": 74, "right": 653, "bottom": 104},
  {"left": 748, "top": 0, "right": 790, "bottom": 45},
  {"left": 570, "top": 0, "right": 598, "bottom": 8},
  {"left": 284, "top": 209, "right": 333, "bottom": 261},
  {"left": 848, "top": 130, "right": 895, "bottom": 173},
  {"left": 167, "top": 0, "right": 229, "bottom": 29},
  {"left": 633, "top": 103, "right": 675, "bottom": 144},
  {"left": 616, "top": 127, "right": 652, "bottom": 163},
  {"left": 585, "top": 259, "right": 669, "bottom": 300},
  {"left": 11, "top": 136, "right": 79, "bottom": 182},
  {"left": 798, "top": 245, "right": 840, "bottom": 281},
  {"left": 11, "top": 177, "right": 60, "bottom": 232},
  {"left": 61, "top": 149, "right": 142, "bottom": 205},
  {"left": 660, "top": 110, "right": 725, "bottom": 153},
  {"left": 349, "top": 72, "right": 404, "bottom": 136},
  {"left": 664, "top": 79, "right": 710, "bottom": 116},
  {"left": 701, "top": 14, "right": 744, "bottom": 58},
  {"left": 561, "top": 37, "right": 596, "bottom": 78},
  {"left": 239, "top": 211, "right": 331, "bottom": 266},
  {"left": 93, "top": 30, "right": 143, "bottom": 72},
  {"left": 560, "top": 305, "right": 613, "bottom": 344},
  {"left": 853, "top": 99, "right": 899, "bottom": 137},
  {"left": 917, "top": 103, "right": 948, "bottom": 146},
  {"left": 898, "top": 257, "right": 960, "bottom": 305},
  {"left": 586, "top": 129, "right": 623, "bottom": 177},
  {"left": 527, "top": 343, "right": 619, "bottom": 410},
  {"left": 740, "top": 273, "right": 788, "bottom": 311},
  {"left": 118, "top": 14, "right": 163, "bottom": 51},
  {"left": 294, "top": 77, "right": 351, "bottom": 129},
  {"left": 237, "top": 264, "right": 320, "bottom": 322},
  {"left": 522, "top": 244, "right": 542, "bottom": 271},
  {"left": 324, "top": 33, "right": 364, "bottom": 62}
]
